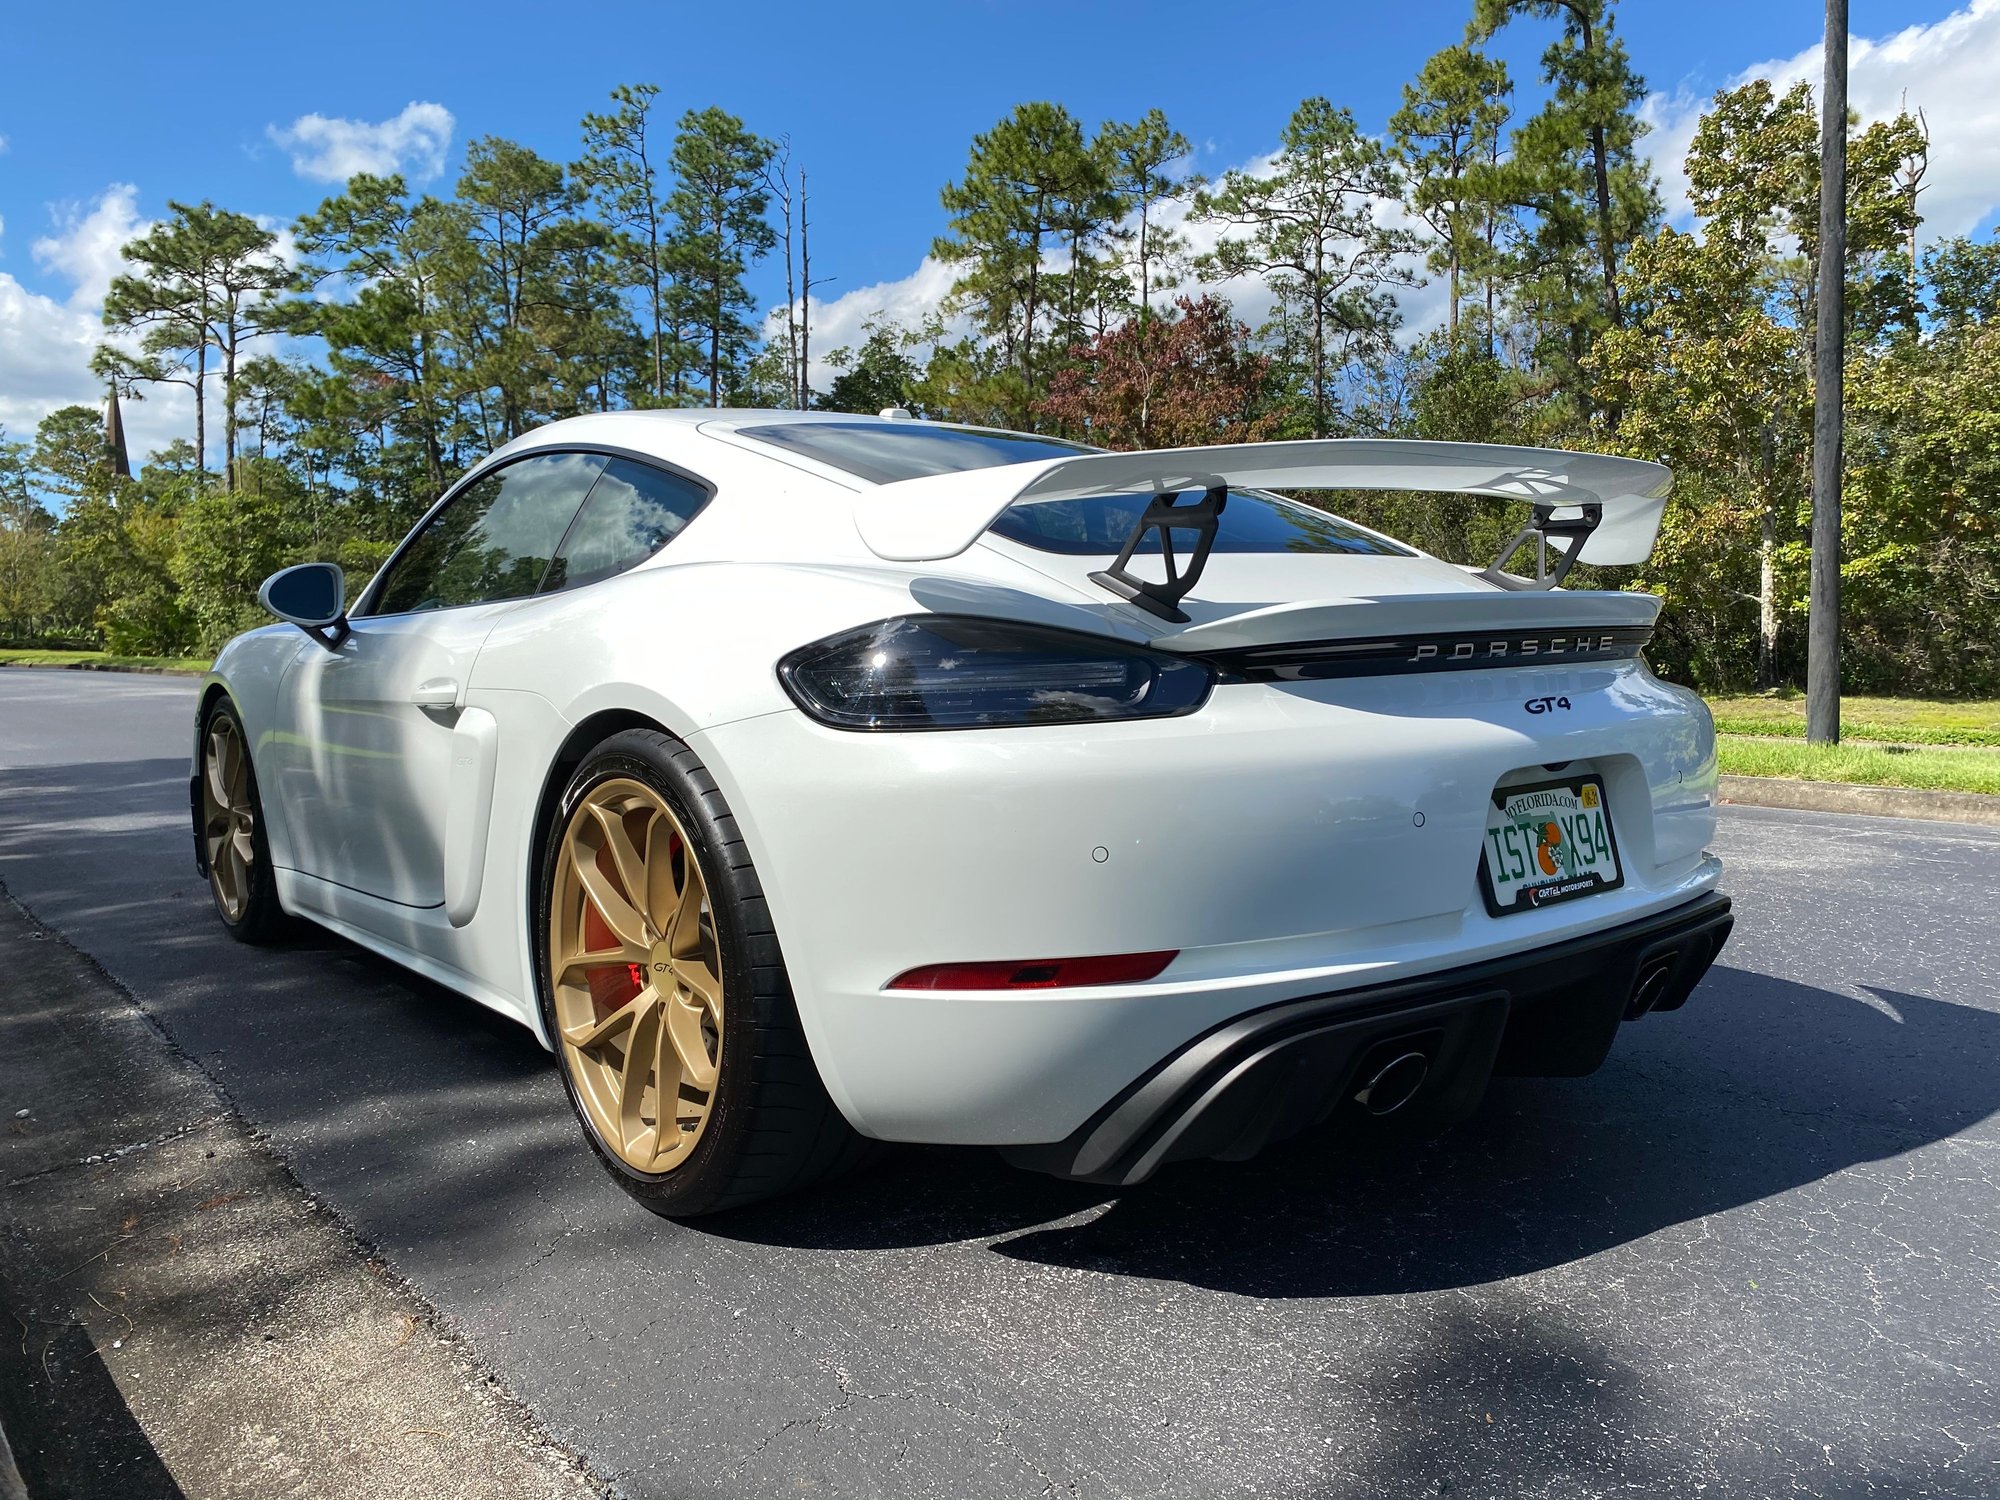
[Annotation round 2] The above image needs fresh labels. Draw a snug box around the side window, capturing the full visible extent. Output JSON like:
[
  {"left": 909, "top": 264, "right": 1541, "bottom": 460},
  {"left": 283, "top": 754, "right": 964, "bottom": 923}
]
[
  {"left": 541, "top": 457, "right": 709, "bottom": 593},
  {"left": 368, "top": 452, "right": 608, "bottom": 616}
]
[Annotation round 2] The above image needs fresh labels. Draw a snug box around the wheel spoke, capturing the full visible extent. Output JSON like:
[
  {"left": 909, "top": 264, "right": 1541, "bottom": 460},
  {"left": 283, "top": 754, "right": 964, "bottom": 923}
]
[
  {"left": 205, "top": 734, "right": 232, "bottom": 808},
  {"left": 225, "top": 737, "right": 249, "bottom": 803},
  {"left": 230, "top": 825, "right": 254, "bottom": 865},
  {"left": 676, "top": 955, "right": 723, "bottom": 1020},
  {"left": 663, "top": 991, "right": 717, "bottom": 1090},
  {"left": 591, "top": 804, "right": 656, "bottom": 940},
  {"left": 643, "top": 816, "right": 679, "bottom": 938},
  {"left": 569, "top": 826, "right": 651, "bottom": 950},
  {"left": 562, "top": 987, "right": 647, "bottom": 1050},
  {"left": 617, "top": 995, "right": 663, "bottom": 1156},
  {"left": 668, "top": 863, "right": 707, "bottom": 960},
  {"left": 555, "top": 941, "right": 648, "bottom": 985}
]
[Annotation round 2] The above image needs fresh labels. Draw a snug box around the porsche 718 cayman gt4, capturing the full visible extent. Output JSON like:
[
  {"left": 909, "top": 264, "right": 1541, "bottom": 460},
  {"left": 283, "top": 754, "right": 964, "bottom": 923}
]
[{"left": 193, "top": 410, "right": 1731, "bottom": 1215}]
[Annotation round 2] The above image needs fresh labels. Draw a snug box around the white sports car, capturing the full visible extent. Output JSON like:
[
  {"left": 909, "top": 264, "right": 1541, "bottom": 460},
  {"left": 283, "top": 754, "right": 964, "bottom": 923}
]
[{"left": 194, "top": 410, "right": 1731, "bottom": 1215}]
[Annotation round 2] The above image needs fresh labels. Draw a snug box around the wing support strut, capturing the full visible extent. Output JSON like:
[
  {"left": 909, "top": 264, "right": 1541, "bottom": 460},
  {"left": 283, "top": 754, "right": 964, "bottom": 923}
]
[
  {"left": 1087, "top": 485, "right": 1229, "bottom": 623},
  {"left": 1483, "top": 502, "right": 1603, "bottom": 590}
]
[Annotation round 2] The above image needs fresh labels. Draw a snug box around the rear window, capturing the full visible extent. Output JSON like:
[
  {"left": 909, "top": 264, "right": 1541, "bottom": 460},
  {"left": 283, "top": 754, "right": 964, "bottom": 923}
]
[
  {"left": 735, "top": 420, "right": 1093, "bottom": 484},
  {"left": 735, "top": 419, "right": 1410, "bottom": 557},
  {"left": 990, "top": 490, "right": 1411, "bottom": 557}
]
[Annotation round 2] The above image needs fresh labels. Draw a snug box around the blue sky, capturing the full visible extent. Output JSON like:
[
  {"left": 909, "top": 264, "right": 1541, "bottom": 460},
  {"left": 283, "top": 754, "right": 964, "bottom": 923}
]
[{"left": 5, "top": 0, "right": 1997, "bottom": 453}]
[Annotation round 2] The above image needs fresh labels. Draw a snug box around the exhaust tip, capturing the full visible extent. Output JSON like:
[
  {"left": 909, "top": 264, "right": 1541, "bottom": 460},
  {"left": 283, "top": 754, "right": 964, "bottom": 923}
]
[
  {"left": 1627, "top": 962, "right": 1676, "bottom": 1020},
  {"left": 1355, "top": 1050, "right": 1431, "bottom": 1116}
]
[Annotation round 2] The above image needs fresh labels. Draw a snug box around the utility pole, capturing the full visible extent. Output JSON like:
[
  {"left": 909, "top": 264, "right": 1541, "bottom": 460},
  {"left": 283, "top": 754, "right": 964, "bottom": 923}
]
[{"left": 1807, "top": 0, "right": 1847, "bottom": 745}]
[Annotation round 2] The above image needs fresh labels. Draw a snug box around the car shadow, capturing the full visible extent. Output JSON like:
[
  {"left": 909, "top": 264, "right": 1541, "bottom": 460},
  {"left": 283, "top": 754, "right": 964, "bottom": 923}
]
[{"left": 715, "top": 967, "right": 2000, "bottom": 1298}]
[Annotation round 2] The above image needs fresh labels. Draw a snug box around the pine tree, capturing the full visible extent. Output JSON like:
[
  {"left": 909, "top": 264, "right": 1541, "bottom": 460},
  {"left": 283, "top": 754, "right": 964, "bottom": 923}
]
[
  {"left": 934, "top": 103, "right": 1098, "bottom": 425},
  {"left": 576, "top": 84, "right": 682, "bottom": 405},
  {"left": 664, "top": 108, "right": 776, "bottom": 405},
  {"left": 98, "top": 201, "right": 291, "bottom": 487},
  {"left": 1391, "top": 44, "right": 1513, "bottom": 342},
  {"left": 1193, "top": 98, "right": 1419, "bottom": 437}
]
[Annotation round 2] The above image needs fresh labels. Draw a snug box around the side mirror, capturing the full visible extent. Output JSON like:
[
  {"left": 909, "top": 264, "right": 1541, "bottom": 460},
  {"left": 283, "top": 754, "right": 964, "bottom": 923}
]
[{"left": 259, "top": 563, "right": 348, "bottom": 643}]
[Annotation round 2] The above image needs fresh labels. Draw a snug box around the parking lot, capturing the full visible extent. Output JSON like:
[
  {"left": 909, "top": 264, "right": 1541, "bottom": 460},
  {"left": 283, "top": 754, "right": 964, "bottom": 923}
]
[{"left": 2, "top": 667, "right": 1996, "bottom": 1498}]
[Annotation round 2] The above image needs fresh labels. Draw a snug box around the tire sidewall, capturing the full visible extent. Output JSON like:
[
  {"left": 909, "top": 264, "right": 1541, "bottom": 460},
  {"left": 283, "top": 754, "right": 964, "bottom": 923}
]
[{"left": 532, "top": 731, "right": 764, "bottom": 1209}]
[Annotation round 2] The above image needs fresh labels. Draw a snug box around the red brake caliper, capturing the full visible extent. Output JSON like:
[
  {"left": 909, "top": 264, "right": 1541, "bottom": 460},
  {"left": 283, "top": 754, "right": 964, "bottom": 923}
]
[{"left": 582, "top": 869, "right": 642, "bottom": 1021}]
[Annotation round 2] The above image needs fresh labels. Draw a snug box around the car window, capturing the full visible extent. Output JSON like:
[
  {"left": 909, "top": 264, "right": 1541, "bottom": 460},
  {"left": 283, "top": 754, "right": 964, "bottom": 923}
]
[
  {"left": 541, "top": 458, "right": 709, "bottom": 593},
  {"left": 735, "top": 420, "right": 1094, "bottom": 484},
  {"left": 368, "top": 452, "right": 608, "bottom": 616},
  {"left": 988, "top": 489, "right": 1413, "bottom": 557}
]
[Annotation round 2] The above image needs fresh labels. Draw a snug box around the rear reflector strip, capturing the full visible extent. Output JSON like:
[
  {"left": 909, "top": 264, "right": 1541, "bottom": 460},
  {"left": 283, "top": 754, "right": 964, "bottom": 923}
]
[
  {"left": 1196, "top": 624, "right": 1653, "bottom": 682},
  {"left": 887, "top": 950, "right": 1178, "bottom": 991}
]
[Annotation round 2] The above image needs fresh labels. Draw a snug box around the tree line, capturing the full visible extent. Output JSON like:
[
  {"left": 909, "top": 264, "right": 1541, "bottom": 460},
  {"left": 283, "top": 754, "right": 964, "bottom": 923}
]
[{"left": 2, "top": 0, "right": 1995, "bottom": 694}]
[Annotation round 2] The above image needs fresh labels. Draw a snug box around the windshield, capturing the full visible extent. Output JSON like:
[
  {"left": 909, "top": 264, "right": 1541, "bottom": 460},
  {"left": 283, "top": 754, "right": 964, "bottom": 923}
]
[{"left": 734, "top": 419, "right": 1411, "bottom": 557}]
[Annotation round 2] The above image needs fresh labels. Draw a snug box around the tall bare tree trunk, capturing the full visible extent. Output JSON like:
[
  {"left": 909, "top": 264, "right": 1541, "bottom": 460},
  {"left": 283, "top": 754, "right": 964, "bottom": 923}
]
[
  {"left": 1311, "top": 243, "right": 1328, "bottom": 438},
  {"left": 1575, "top": 12, "right": 1622, "bottom": 332},
  {"left": 223, "top": 322, "right": 239, "bottom": 492},
  {"left": 193, "top": 343, "right": 207, "bottom": 477},
  {"left": 798, "top": 170, "right": 812, "bottom": 409}
]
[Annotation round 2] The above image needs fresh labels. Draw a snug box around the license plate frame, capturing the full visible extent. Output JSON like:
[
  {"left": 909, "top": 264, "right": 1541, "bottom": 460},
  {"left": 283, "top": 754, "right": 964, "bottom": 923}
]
[{"left": 1478, "top": 771, "right": 1625, "bottom": 917}]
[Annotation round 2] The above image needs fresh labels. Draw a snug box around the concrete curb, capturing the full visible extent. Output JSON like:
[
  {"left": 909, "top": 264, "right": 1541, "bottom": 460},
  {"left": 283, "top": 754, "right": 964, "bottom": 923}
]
[
  {"left": 1719, "top": 774, "right": 2000, "bottom": 828},
  {"left": 0, "top": 1414, "right": 27, "bottom": 1500},
  {"left": 0, "top": 661, "right": 205, "bottom": 678},
  {"left": 0, "top": 890, "right": 605, "bottom": 1500}
]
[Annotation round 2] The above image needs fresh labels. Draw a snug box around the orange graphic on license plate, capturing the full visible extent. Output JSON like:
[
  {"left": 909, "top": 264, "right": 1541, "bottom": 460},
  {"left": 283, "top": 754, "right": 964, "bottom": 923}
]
[{"left": 1535, "top": 821, "right": 1564, "bottom": 875}]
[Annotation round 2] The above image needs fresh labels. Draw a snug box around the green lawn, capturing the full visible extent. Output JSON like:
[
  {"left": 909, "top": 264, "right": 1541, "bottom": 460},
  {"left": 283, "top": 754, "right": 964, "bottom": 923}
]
[
  {"left": 1707, "top": 692, "right": 2000, "bottom": 747},
  {"left": 0, "top": 648, "right": 211, "bottom": 674},
  {"left": 1717, "top": 736, "right": 2000, "bottom": 795}
]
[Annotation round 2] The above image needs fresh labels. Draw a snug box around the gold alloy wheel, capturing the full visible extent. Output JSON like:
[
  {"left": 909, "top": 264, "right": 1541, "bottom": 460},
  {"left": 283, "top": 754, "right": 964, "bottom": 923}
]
[
  {"left": 548, "top": 778, "right": 724, "bottom": 1173},
  {"left": 201, "top": 715, "right": 255, "bottom": 921}
]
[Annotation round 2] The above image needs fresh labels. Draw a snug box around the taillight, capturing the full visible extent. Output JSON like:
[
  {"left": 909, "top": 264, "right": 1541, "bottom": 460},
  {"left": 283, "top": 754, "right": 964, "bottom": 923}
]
[
  {"left": 886, "top": 950, "right": 1177, "bottom": 991},
  {"left": 777, "top": 615, "right": 1213, "bottom": 731}
]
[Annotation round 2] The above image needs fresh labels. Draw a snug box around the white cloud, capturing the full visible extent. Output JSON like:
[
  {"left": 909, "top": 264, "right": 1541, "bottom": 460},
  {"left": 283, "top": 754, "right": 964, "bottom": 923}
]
[
  {"left": 267, "top": 101, "right": 454, "bottom": 185},
  {"left": 33, "top": 184, "right": 145, "bottom": 309},
  {"left": 0, "top": 275, "right": 104, "bottom": 441},
  {"left": 776, "top": 255, "right": 963, "bottom": 393},
  {"left": 1642, "top": 0, "right": 2000, "bottom": 240},
  {"left": 0, "top": 185, "right": 194, "bottom": 461}
]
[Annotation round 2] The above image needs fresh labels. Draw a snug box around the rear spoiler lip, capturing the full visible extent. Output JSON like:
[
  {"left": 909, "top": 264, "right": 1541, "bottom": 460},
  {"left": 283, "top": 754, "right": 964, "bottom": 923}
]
[
  {"left": 853, "top": 437, "right": 1673, "bottom": 569},
  {"left": 1151, "top": 589, "right": 1662, "bottom": 654}
]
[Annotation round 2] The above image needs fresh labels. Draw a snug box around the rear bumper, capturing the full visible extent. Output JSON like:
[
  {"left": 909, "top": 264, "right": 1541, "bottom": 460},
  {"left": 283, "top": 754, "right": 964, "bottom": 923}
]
[
  {"left": 1001, "top": 890, "right": 1733, "bottom": 1185},
  {"left": 696, "top": 664, "right": 1720, "bottom": 1144}
]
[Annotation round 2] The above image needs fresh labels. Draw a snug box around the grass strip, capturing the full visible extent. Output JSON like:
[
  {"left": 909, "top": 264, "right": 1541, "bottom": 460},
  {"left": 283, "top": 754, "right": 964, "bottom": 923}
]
[
  {"left": 1717, "top": 735, "right": 2000, "bottom": 796},
  {"left": 1706, "top": 693, "right": 2000, "bottom": 747},
  {"left": 0, "top": 649, "right": 212, "bottom": 674}
]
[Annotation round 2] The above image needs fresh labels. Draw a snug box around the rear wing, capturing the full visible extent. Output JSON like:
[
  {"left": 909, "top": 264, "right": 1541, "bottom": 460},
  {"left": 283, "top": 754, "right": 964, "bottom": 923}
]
[{"left": 853, "top": 437, "right": 1673, "bottom": 579}]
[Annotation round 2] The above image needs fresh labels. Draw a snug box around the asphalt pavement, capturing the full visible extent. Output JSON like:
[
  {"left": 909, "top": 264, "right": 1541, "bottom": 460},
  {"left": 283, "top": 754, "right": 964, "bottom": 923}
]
[{"left": 1, "top": 667, "right": 1996, "bottom": 1499}]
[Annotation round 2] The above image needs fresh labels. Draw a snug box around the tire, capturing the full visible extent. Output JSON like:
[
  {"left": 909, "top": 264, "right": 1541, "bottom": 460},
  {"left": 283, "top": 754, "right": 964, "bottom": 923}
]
[
  {"left": 533, "top": 727, "right": 868, "bottom": 1217},
  {"left": 196, "top": 696, "right": 289, "bottom": 945}
]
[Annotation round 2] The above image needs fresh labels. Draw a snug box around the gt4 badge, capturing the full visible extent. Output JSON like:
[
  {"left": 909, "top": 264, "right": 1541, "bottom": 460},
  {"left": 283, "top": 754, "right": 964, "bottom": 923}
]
[{"left": 1524, "top": 695, "right": 1572, "bottom": 714}]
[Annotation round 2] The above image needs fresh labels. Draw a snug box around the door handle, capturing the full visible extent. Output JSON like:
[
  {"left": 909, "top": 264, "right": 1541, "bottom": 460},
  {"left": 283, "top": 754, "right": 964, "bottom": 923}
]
[{"left": 411, "top": 678, "right": 461, "bottom": 708}]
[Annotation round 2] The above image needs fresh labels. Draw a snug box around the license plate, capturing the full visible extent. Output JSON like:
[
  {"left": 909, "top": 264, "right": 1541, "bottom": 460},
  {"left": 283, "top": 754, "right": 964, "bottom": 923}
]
[{"left": 1479, "top": 773, "right": 1623, "bottom": 916}]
